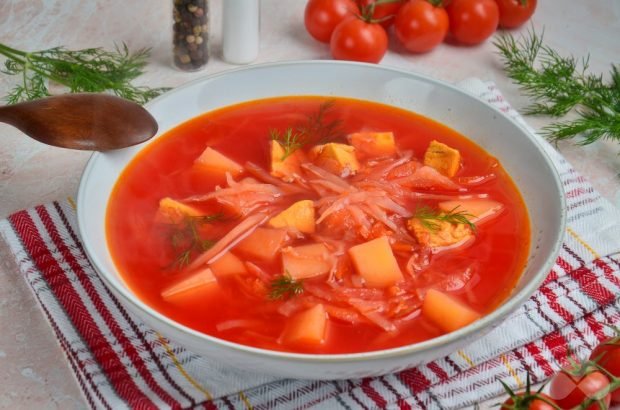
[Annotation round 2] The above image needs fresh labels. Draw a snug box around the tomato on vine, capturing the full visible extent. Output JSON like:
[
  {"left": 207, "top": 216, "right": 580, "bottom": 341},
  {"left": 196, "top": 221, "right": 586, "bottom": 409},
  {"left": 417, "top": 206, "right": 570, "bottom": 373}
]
[
  {"left": 446, "top": 0, "right": 499, "bottom": 45},
  {"left": 330, "top": 16, "right": 388, "bottom": 63},
  {"left": 304, "top": 0, "right": 360, "bottom": 43},
  {"left": 394, "top": 0, "right": 449, "bottom": 54},
  {"left": 496, "top": 0, "right": 537, "bottom": 29},
  {"left": 590, "top": 335, "right": 620, "bottom": 403},
  {"left": 499, "top": 373, "right": 559, "bottom": 410},
  {"left": 548, "top": 366, "right": 611, "bottom": 410},
  {"left": 357, "top": 0, "right": 406, "bottom": 28}
]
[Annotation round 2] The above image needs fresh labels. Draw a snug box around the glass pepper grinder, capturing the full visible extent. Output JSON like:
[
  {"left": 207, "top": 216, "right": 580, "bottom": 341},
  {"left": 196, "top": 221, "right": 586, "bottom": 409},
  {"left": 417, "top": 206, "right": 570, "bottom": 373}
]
[{"left": 172, "top": 0, "right": 209, "bottom": 71}]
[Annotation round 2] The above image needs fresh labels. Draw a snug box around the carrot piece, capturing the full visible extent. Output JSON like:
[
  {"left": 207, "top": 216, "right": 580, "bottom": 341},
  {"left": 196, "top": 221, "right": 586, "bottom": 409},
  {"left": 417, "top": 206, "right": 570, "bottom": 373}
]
[
  {"left": 423, "top": 140, "right": 461, "bottom": 177},
  {"left": 268, "top": 200, "right": 316, "bottom": 234},
  {"left": 348, "top": 236, "right": 403, "bottom": 288},
  {"left": 234, "top": 227, "right": 289, "bottom": 261},
  {"left": 348, "top": 131, "right": 396, "bottom": 158},
  {"left": 209, "top": 251, "right": 247, "bottom": 277},
  {"left": 270, "top": 140, "right": 307, "bottom": 182},
  {"left": 280, "top": 304, "right": 328, "bottom": 346},
  {"left": 282, "top": 243, "right": 332, "bottom": 280},
  {"left": 422, "top": 289, "right": 480, "bottom": 333},
  {"left": 438, "top": 199, "right": 504, "bottom": 224},
  {"left": 161, "top": 267, "right": 218, "bottom": 301},
  {"left": 309, "top": 143, "right": 360, "bottom": 176},
  {"left": 155, "top": 197, "right": 204, "bottom": 224},
  {"left": 194, "top": 147, "right": 244, "bottom": 177}
]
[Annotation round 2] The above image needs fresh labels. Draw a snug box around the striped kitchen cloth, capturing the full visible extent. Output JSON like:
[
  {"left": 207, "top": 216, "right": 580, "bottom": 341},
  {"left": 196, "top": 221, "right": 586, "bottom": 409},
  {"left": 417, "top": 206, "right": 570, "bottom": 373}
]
[{"left": 1, "top": 79, "right": 620, "bottom": 410}]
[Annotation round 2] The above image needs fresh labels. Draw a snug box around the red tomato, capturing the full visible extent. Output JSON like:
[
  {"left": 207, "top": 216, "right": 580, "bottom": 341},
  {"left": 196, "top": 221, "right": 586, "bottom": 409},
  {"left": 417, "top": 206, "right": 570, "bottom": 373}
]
[
  {"left": 304, "top": 0, "right": 360, "bottom": 43},
  {"left": 590, "top": 340, "right": 620, "bottom": 403},
  {"left": 357, "top": 0, "right": 406, "bottom": 28},
  {"left": 394, "top": 0, "right": 449, "bottom": 53},
  {"left": 549, "top": 368, "right": 611, "bottom": 410},
  {"left": 330, "top": 16, "right": 388, "bottom": 63},
  {"left": 501, "top": 393, "right": 557, "bottom": 410},
  {"left": 496, "top": 0, "right": 537, "bottom": 29},
  {"left": 446, "top": 0, "right": 499, "bottom": 45}
]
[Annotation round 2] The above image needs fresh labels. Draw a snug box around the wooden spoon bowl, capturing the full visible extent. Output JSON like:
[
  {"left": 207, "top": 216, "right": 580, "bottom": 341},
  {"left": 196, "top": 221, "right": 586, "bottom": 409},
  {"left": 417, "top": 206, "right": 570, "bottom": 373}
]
[{"left": 0, "top": 93, "right": 158, "bottom": 151}]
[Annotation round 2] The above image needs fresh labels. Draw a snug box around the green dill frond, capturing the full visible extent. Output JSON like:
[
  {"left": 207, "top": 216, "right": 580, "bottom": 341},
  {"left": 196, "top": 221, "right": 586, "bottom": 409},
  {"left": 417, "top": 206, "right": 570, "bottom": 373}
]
[
  {"left": 494, "top": 28, "right": 620, "bottom": 146},
  {"left": 270, "top": 127, "right": 306, "bottom": 160},
  {"left": 0, "top": 42, "right": 169, "bottom": 104},
  {"left": 413, "top": 205, "right": 476, "bottom": 233},
  {"left": 268, "top": 273, "right": 304, "bottom": 300}
]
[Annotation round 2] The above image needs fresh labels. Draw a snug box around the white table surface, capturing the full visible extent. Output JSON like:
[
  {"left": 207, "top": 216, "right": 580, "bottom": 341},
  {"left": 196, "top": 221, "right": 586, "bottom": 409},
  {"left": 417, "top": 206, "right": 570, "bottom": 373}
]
[{"left": 1, "top": 0, "right": 619, "bottom": 408}]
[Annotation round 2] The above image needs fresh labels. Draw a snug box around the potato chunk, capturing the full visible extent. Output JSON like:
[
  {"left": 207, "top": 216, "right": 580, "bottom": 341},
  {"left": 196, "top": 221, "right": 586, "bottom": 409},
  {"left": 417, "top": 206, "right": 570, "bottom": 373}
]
[
  {"left": 270, "top": 140, "right": 306, "bottom": 182},
  {"left": 156, "top": 197, "right": 203, "bottom": 224},
  {"left": 282, "top": 243, "right": 332, "bottom": 280},
  {"left": 161, "top": 267, "right": 218, "bottom": 301},
  {"left": 348, "top": 131, "right": 396, "bottom": 158},
  {"left": 280, "top": 304, "right": 328, "bottom": 346},
  {"left": 422, "top": 289, "right": 480, "bottom": 333},
  {"left": 423, "top": 140, "right": 461, "bottom": 177},
  {"left": 407, "top": 218, "right": 474, "bottom": 250},
  {"left": 194, "top": 147, "right": 243, "bottom": 177},
  {"left": 309, "top": 143, "right": 360, "bottom": 176},
  {"left": 209, "top": 252, "right": 247, "bottom": 277},
  {"left": 348, "top": 236, "right": 403, "bottom": 288},
  {"left": 268, "top": 200, "right": 316, "bottom": 234},
  {"left": 235, "top": 227, "right": 289, "bottom": 261}
]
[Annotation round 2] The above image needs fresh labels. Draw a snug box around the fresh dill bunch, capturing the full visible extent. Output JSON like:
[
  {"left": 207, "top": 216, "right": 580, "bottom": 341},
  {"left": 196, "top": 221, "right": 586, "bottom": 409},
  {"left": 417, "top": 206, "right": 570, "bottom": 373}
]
[
  {"left": 0, "top": 42, "right": 170, "bottom": 105},
  {"left": 413, "top": 205, "right": 476, "bottom": 233},
  {"left": 270, "top": 127, "right": 306, "bottom": 161},
  {"left": 268, "top": 272, "right": 304, "bottom": 300},
  {"left": 494, "top": 28, "right": 620, "bottom": 146}
]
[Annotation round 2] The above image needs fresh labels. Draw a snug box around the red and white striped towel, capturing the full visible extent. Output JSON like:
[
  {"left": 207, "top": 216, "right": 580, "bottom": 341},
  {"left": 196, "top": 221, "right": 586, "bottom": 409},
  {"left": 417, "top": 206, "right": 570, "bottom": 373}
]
[{"left": 1, "top": 79, "right": 620, "bottom": 410}]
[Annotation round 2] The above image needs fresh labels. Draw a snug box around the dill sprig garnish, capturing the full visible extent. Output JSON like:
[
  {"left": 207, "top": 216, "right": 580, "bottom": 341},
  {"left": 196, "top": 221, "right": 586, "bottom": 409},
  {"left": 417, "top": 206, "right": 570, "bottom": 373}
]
[
  {"left": 0, "top": 42, "right": 170, "bottom": 105},
  {"left": 165, "top": 213, "right": 223, "bottom": 270},
  {"left": 297, "top": 99, "right": 344, "bottom": 145},
  {"left": 494, "top": 29, "right": 620, "bottom": 146},
  {"left": 413, "top": 205, "right": 476, "bottom": 233},
  {"left": 269, "top": 99, "right": 345, "bottom": 160},
  {"left": 270, "top": 127, "right": 305, "bottom": 161},
  {"left": 268, "top": 272, "right": 304, "bottom": 300}
]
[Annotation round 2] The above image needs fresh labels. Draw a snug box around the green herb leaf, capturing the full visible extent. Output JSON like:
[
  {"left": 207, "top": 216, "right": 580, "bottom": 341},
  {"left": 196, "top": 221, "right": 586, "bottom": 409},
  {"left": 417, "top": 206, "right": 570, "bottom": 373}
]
[
  {"left": 413, "top": 205, "right": 476, "bottom": 233},
  {"left": 269, "top": 99, "right": 344, "bottom": 160},
  {"left": 494, "top": 29, "right": 620, "bottom": 146},
  {"left": 270, "top": 127, "right": 305, "bottom": 161},
  {"left": 268, "top": 273, "right": 304, "bottom": 300},
  {"left": 164, "top": 213, "right": 223, "bottom": 270},
  {"left": 0, "top": 42, "right": 170, "bottom": 105}
]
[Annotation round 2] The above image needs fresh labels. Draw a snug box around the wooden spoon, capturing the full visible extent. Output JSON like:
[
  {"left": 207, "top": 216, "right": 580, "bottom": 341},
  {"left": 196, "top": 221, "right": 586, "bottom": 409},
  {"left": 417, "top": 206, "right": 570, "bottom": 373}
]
[{"left": 0, "top": 93, "right": 158, "bottom": 151}]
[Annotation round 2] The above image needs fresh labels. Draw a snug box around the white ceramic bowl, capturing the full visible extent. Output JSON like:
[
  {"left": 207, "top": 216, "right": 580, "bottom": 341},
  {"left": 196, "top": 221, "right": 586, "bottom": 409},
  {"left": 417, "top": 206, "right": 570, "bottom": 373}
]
[{"left": 77, "top": 61, "right": 565, "bottom": 380}]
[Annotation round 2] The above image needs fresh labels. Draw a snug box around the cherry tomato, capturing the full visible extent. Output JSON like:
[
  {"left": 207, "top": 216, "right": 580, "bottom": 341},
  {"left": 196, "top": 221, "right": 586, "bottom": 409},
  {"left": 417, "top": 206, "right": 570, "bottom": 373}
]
[
  {"left": 394, "top": 0, "right": 449, "bottom": 53},
  {"left": 496, "top": 0, "right": 537, "bottom": 29},
  {"left": 590, "top": 339, "right": 620, "bottom": 403},
  {"left": 304, "top": 0, "right": 360, "bottom": 43},
  {"left": 549, "top": 368, "right": 611, "bottom": 410},
  {"left": 501, "top": 392, "right": 557, "bottom": 410},
  {"left": 357, "top": 0, "right": 406, "bottom": 28},
  {"left": 446, "top": 0, "right": 499, "bottom": 45},
  {"left": 330, "top": 16, "right": 388, "bottom": 63}
]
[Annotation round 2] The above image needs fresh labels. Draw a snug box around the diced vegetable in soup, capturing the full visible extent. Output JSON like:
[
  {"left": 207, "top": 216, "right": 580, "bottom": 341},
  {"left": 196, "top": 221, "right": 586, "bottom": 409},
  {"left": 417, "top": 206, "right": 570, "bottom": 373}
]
[{"left": 107, "top": 97, "right": 530, "bottom": 354}]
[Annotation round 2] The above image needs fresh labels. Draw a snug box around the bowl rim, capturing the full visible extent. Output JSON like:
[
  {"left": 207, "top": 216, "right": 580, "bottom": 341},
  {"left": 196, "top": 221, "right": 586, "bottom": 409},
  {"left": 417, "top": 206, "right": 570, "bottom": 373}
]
[{"left": 77, "top": 59, "right": 567, "bottom": 363}]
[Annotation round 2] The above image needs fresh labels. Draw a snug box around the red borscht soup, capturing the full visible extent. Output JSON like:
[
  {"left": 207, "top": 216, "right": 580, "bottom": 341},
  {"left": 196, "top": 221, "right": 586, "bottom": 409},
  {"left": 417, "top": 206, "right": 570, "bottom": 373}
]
[{"left": 107, "top": 97, "right": 530, "bottom": 354}]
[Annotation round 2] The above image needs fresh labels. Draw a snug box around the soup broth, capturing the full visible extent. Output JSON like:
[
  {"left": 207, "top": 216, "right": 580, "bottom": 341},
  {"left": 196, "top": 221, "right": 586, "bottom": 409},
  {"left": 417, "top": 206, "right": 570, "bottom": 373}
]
[{"left": 107, "top": 96, "right": 530, "bottom": 354}]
